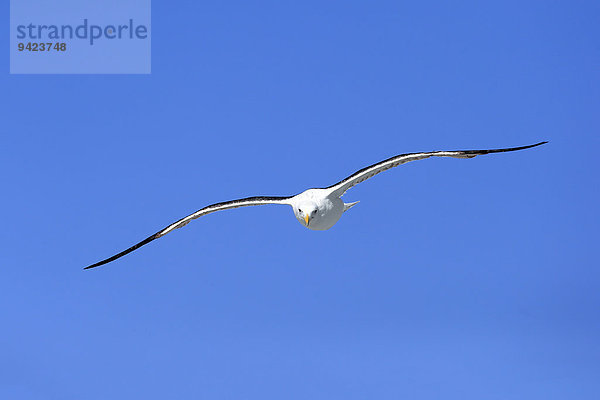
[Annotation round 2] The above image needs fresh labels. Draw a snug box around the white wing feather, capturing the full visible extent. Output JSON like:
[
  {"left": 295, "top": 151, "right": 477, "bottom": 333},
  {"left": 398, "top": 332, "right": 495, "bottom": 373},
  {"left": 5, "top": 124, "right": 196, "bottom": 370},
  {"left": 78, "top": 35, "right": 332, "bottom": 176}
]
[
  {"left": 326, "top": 142, "right": 547, "bottom": 197},
  {"left": 85, "top": 196, "right": 290, "bottom": 269}
]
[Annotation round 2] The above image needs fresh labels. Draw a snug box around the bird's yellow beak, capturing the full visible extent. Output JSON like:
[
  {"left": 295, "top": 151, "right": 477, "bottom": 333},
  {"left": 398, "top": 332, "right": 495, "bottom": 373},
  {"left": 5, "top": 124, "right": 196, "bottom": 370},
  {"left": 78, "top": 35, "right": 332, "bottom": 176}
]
[{"left": 304, "top": 214, "right": 310, "bottom": 225}]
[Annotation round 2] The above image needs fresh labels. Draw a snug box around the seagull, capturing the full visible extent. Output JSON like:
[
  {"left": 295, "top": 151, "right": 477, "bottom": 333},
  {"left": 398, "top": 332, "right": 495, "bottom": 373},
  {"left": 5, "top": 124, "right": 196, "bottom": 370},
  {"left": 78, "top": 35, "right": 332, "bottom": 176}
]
[{"left": 85, "top": 141, "right": 546, "bottom": 269}]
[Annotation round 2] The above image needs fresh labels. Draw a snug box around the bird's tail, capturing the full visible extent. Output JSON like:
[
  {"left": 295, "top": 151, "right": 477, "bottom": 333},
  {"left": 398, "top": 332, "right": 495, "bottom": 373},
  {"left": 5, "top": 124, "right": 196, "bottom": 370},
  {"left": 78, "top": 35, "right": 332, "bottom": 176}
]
[{"left": 343, "top": 201, "right": 359, "bottom": 212}]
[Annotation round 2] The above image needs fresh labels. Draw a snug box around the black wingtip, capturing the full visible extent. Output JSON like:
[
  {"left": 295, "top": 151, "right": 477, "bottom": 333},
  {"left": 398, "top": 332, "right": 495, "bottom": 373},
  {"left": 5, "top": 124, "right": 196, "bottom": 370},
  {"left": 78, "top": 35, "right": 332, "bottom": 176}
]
[
  {"left": 520, "top": 141, "right": 548, "bottom": 150},
  {"left": 84, "top": 257, "right": 116, "bottom": 270},
  {"left": 464, "top": 141, "right": 548, "bottom": 156},
  {"left": 83, "top": 232, "right": 161, "bottom": 270},
  {"left": 512, "top": 141, "right": 548, "bottom": 150},
  {"left": 527, "top": 141, "right": 549, "bottom": 149}
]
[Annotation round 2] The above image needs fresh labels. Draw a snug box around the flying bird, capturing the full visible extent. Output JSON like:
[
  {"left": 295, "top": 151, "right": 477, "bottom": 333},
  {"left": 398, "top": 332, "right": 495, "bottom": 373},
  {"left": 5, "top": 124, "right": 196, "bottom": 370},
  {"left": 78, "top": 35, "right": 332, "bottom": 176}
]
[{"left": 85, "top": 141, "right": 546, "bottom": 269}]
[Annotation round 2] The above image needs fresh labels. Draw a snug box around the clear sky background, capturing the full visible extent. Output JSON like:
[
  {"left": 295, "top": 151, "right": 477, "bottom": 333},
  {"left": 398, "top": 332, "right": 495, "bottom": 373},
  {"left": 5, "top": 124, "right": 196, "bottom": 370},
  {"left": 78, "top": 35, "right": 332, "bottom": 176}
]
[{"left": 2, "top": 1, "right": 599, "bottom": 399}]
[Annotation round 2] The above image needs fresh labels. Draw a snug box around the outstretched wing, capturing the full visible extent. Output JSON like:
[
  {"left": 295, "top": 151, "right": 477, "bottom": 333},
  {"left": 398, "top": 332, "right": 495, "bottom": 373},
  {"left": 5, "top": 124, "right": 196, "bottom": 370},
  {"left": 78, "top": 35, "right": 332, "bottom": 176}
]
[
  {"left": 326, "top": 142, "right": 547, "bottom": 196},
  {"left": 84, "top": 196, "right": 291, "bottom": 269}
]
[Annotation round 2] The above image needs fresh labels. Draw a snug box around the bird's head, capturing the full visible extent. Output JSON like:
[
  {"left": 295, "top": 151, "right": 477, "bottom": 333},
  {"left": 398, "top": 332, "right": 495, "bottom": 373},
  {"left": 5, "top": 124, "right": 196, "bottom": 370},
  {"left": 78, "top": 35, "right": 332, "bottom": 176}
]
[{"left": 294, "top": 202, "right": 319, "bottom": 227}]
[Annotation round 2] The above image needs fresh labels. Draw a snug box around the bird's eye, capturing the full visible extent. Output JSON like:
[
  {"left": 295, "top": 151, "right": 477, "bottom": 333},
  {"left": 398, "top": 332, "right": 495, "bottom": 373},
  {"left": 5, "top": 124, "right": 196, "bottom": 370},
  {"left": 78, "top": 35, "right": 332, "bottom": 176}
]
[
  {"left": 312, "top": 210, "right": 317, "bottom": 215},
  {"left": 298, "top": 209, "right": 302, "bottom": 213}
]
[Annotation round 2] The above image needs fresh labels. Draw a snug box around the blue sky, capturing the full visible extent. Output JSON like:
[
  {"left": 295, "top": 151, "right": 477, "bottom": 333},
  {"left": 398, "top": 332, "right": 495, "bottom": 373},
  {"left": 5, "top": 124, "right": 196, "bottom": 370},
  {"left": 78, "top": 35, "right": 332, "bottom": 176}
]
[{"left": 2, "top": 1, "right": 599, "bottom": 399}]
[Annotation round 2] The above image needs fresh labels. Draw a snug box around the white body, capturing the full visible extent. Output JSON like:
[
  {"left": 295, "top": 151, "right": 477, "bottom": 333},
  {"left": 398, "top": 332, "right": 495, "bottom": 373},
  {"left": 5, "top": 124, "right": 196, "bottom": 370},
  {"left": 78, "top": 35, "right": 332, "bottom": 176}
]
[{"left": 290, "top": 189, "right": 350, "bottom": 231}]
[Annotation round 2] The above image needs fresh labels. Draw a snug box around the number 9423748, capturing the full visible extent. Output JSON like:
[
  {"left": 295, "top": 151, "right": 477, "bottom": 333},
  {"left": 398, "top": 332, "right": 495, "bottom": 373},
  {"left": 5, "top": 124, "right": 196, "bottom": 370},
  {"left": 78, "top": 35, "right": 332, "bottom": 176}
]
[{"left": 18, "top": 42, "right": 67, "bottom": 51}]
